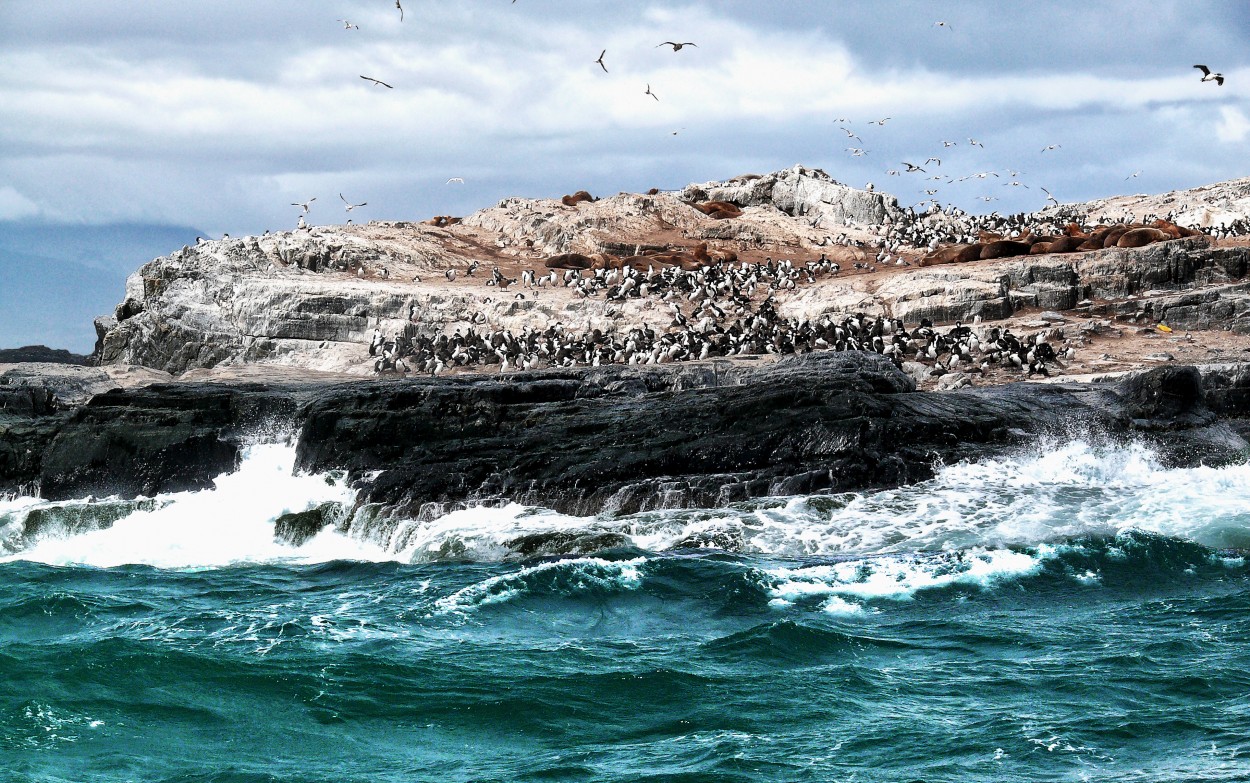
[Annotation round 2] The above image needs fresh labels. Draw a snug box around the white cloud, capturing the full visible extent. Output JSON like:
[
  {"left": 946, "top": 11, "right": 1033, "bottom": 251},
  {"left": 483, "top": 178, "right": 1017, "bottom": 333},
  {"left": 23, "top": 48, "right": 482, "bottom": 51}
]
[
  {"left": 1216, "top": 106, "right": 1250, "bottom": 142},
  {"left": 0, "top": 186, "right": 39, "bottom": 220}
]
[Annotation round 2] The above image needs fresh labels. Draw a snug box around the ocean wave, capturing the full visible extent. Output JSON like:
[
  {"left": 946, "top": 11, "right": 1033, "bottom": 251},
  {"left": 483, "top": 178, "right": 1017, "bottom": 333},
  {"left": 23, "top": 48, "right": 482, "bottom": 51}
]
[
  {"left": 432, "top": 556, "right": 647, "bottom": 615},
  {"left": 3, "top": 439, "right": 1248, "bottom": 571}
]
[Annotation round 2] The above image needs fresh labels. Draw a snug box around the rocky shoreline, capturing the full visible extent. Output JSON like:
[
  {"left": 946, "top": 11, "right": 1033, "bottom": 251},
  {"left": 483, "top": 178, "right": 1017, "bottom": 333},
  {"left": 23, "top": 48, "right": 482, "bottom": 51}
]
[
  {"left": 3, "top": 356, "right": 1248, "bottom": 525},
  {"left": 4, "top": 168, "right": 1250, "bottom": 527}
]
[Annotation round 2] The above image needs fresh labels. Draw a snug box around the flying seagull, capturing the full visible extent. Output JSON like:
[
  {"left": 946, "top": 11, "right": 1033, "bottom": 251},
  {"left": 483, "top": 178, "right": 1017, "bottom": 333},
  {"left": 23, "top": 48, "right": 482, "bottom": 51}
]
[
  {"left": 337, "top": 19, "right": 359, "bottom": 29},
  {"left": 902, "top": 162, "right": 925, "bottom": 173},
  {"left": 340, "top": 193, "right": 367, "bottom": 211},
  {"left": 291, "top": 197, "right": 316, "bottom": 213},
  {"left": 396, "top": 0, "right": 403, "bottom": 22},
  {"left": 1125, "top": 170, "right": 1142, "bottom": 181},
  {"left": 967, "top": 138, "right": 984, "bottom": 147},
  {"left": 841, "top": 127, "right": 862, "bottom": 142},
  {"left": 925, "top": 157, "right": 941, "bottom": 166},
  {"left": 1041, "top": 144, "right": 1061, "bottom": 153},
  {"left": 872, "top": 117, "right": 891, "bottom": 125},
  {"left": 446, "top": 177, "right": 465, "bottom": 184},
  {"left": 595, "top": 50, "right": 608, "bottom": 73},
  {"left": 934, "top": 21, "right": 954, "bottom": 30},
  {"left": 645, "top": 83, "right": 659, "bottom": 101},
  {"left": 361, "top": 75, "right": 393, "bottom": 88},
  {"left": 1193, "top": 65, "right": 1224, "bottom": 85},
  {"left": 1041, "top": 187, "right": 1059, "bottom": 206},
  {"left": 657, "top": 41, "right": 697, "bottom": 51}
]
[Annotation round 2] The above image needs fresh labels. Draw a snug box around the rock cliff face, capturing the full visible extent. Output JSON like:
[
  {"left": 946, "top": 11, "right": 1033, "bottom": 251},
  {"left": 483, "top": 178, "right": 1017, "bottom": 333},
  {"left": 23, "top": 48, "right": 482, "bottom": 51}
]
[{"left": 6, "top": 354, "right": 1247, "bottom": 523}]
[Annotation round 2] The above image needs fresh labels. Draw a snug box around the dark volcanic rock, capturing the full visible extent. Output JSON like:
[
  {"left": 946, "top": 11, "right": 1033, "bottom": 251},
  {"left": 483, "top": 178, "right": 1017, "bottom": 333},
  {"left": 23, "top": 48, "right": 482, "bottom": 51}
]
[
  {"left": 3, "top": 354, "right": 1249, "bottom": 518},
  {"left": 35, "top": 383, "right": 303, "bottom": 500},
  {"left": 293, "top": 353, "right": 1249, "bottom": 519}
]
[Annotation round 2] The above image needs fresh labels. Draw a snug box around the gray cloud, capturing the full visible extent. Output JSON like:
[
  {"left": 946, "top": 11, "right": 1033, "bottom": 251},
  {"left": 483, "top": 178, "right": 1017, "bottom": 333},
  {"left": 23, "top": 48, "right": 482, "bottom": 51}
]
[{"left": 0, "top": 0, "right": 1246, "bottom": 237}]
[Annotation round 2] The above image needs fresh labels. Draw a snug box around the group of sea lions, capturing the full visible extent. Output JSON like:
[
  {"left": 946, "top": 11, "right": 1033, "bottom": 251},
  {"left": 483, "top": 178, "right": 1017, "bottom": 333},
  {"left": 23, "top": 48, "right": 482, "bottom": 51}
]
[
  {"left": 543, "top": 241, "right": 739, "bottom": 272},
  {"left": 919, "top": 219, "right": 1204, "bottom": 266}
]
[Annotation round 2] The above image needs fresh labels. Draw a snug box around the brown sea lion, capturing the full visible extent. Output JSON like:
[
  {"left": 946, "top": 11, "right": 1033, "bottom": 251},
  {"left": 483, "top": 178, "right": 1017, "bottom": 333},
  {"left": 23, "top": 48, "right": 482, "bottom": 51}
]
[
  {"left": 543, "top": 252, "right": 594, "bottom": 269},
  {"left": 1078, "top": 227, "right": 1114, "bottom": 251},
  {"left": 423, "top": 215, "right": 461, "bottom": 228},
  {"left": 955, "top": 244, "right": 984, "bottom": 262},
  {"left": 1063, "top": 223, "right": 1089, "bottom": 238},
  {"left": 686, "top": 200, "right": 743, "bottom": 219},
  {"left": 646, "top": 188, "right": 660, "bottom": 196},
  {"left": 561, "top": 190, "right": 595, "bottom": 207},
  {"left": 1151, "top": 219, "right": 1202, "bottom": 239},
  {"left": 692, "top": 242, "right": 711, "bottom": 263},
  {"left": 1116, "top": 227, "right": 1172, "bottom": 248},
  {"left": 1029, "top": 242, "right": 1053, "bottom": 255},
  {"left": 1100, "top": 225, "right": 1136, "bottom": 248},
  {"left": 919, "top": 244, "right": 971, "bottom": 266},
  {"left": 1047, "top": 235, "right": 1087, "bottom": 254},
  {"left": 979, "top": 240, "right": 1032, "bottom": 260}
]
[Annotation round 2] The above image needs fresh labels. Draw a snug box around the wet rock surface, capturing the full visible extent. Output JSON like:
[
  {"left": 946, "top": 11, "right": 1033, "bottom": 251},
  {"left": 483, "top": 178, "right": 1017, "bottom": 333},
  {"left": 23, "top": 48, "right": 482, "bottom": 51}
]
[{"left": 1, "top": 354, "right": 1248, "bottom": 517}]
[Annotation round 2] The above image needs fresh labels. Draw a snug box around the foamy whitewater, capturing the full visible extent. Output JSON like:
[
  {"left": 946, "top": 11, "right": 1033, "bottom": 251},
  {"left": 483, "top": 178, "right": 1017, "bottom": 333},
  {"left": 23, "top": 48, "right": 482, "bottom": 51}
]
[{"left": 2, "top": 440, "right": 1249, "bottom": 781}]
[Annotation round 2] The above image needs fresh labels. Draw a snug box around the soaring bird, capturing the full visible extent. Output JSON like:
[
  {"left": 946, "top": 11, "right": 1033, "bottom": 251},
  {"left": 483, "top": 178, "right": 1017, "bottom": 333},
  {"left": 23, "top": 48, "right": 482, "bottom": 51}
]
[
  {"left": 1041, "top": 144, "right": 1061, "bottom": 153},
  {"left": 340, "top": 193, "right": 366, "bottom": 211},
  {"left": 337, "top": 19, "right": 359, "bottom": 29},
  {"left": 645, "top": 83, "right": 659, "bottom": 101},
  {"left": 934, "top": 21, "right": 954, "bottom": 30},
  {"left": 1194, "top": 65, "right": 1225, "bottom": 85},
  {"left": 657, "top": 41, "right": 697, "bottom": 51},
  {"left": 595, "top": 50, "right": 608, "bottom": 73},
  {"left": 872, "top": 117, "right": 891, "bottom": 125},
  {"left": 1041, "top": 187, "right": 1059, "bottom": 206},
  {"left": 841, "top": 127, "right": 862, "bottom": 142},
  {"left": 360, "top": 75, "right": 393, "bottom": 88},
  {"left": 291, "top": 197, "right": 316, "bottom": 213},
  {"left": 1125, "top": 170, "right": 1142, "bottom": 181},
  {"left": 396, "top": 0, "right": 404, "bottom": 22},
  {"left": 446, "top": 177, "right": 465, "bottom": 184},
  {"left": 967, "top": 138, "right": 984, "bottom": 147},
  {"left": 902, "top": 162, "right": 926, "bottom": 173}
]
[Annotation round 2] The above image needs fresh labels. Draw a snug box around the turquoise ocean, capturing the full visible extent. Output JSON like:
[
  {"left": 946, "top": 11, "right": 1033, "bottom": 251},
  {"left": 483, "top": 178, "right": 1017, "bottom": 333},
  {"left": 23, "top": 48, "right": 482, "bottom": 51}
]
[{"left": 2, "top": 441, "right": 1249, "bottom": 782}]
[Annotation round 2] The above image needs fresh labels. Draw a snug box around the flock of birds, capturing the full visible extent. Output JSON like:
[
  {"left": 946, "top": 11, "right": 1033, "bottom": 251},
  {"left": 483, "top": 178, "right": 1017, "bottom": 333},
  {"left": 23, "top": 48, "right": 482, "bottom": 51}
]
[{"left": 369, "top": 277, "right": 1067, "bottom": 382}]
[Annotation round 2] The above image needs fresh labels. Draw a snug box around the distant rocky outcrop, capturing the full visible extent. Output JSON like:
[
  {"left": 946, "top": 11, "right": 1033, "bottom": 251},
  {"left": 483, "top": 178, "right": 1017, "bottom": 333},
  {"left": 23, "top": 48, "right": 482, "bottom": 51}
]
[{"left": 0, "top": 346, "right": 92, "bottom": 365}]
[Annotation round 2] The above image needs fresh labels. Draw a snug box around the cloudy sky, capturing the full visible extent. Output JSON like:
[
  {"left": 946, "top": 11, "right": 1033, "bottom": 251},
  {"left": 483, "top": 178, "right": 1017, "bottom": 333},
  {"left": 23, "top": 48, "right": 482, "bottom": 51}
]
[{"left": 1, "top": 0, "right": 1247, "bottom": 350}]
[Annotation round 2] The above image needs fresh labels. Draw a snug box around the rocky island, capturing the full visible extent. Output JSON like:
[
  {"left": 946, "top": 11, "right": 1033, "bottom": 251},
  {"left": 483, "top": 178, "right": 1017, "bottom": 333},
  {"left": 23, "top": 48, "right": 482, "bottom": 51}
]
[{"left": 4, "top": 167, "right": 1250, "bottom": 533}]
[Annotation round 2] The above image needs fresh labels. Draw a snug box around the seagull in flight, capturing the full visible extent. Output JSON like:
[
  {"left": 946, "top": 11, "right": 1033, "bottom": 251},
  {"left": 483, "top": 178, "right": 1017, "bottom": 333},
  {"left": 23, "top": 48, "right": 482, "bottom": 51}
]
[
  {"left": 925, "top": 157, "right": 941, "bottom": 166},
  {"left": 645, "top": 83, "right": 659, "bottom": 101},
  {"left": 1194, "top": 65, "right": 1224, "bottom": 86},
  {"left": 1041, "top": 187, "right": 1059, "bottom": 206},
  {"left": 595, "top": 50, "right": 608, "bottom": 73},
  {"left": 337, "top": 19, "right": 359, "bottom": 30},
  {"left": 934, "top": 21, "right": 954, "bottom": 30},
  {"left": 340, "top": 193, "right": 367, "bottom": 211},
  {"left": 1041, "top": 144, "right": 1061, "bottom": 153},
  {"left": 967, "top": 138, "right": 984, "bottom": 147},
  {"left": 1125, "top": 170, "right": 1142, "bottom": 181},
  {"left": 446, "top": 177, "right": 465, "bottom": 184},
  {"left": 902, "top": 162, "right": 925, "bottom": 173},
  {"left": 872, "top": 117, "right": 891, "bottom": 125},
  {"left": 841, "top": 127, "right": 862, "bottom": 142},
  {"left": 657, "top": 41, "right": 697, "bottom": 51},
  {"left": 360, "top": 75, "right": 393, "bottom": 88},
  {"left": 291, "top": 197, "right": 316, "bottom": 213},
  {"left": 396, "top": 0, "right": 404, "bottom": 22}
]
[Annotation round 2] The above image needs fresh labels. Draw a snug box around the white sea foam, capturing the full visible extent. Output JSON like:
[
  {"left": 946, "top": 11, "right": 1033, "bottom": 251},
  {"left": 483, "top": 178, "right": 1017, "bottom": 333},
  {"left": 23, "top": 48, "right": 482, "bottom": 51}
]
[
  {"left": 2, "top": 444, "right": 386, "bottom": 569},
  {"left": 433, "top": 556, "right": 646, "bottom": 615},
  {"left": 759, "top": 547, "right": 1043, "bottom": 612},
  {"left": 4, "top": 439, "right": 1249, "bottom": 568}
]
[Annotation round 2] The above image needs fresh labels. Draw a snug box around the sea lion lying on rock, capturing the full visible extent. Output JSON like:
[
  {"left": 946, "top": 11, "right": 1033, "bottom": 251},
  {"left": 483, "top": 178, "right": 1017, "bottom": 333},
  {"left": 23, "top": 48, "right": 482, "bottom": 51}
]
[
  {"left": 980, "top": 240, "right": 1033, "bottom": 260},
  {"left": 686, "top": 200, "right": 744, "bottom": 220},
  {"left": 561, "top": 190, "right": 595, "bottom": 207},
  {"left": 543, "top": 252, "right": 595, "bottom": 269},
  {"left": 423, "top": 215, "right": 462, "bottom": 228}
]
